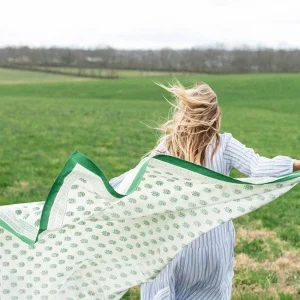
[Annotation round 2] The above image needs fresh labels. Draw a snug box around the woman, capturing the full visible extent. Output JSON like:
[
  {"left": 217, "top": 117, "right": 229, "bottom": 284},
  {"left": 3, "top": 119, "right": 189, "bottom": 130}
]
[{"left": 109, "top": 80, "right": 300, "bottom": 299}]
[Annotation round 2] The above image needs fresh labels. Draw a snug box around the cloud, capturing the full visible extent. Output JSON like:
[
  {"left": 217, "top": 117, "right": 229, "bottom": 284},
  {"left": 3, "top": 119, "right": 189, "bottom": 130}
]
[{"left": 1, "top": 0, "right": 299, "bottom": 49}]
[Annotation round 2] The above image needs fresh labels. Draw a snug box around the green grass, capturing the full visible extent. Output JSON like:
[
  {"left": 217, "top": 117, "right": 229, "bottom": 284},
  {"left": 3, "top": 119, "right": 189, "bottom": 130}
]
[
  {"left": 235, "top": 268, "right": 278, "bottom": 288},
  {"left": 235, "top": 237, "right": 283, "bottom": 262},
  {"left": 0, "top": 69, "right": 299, "bottom": 298}
]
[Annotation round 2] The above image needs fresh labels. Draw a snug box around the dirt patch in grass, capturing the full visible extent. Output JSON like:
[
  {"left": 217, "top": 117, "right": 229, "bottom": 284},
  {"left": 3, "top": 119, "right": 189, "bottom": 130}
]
[
  {"left": 6, "top": 181, "right": 32, "bottom": 194},
  {"left": 235, "top": 227, "right": 286, "bottom": 262},
  {"left": 234, "top": 229, "right": 300, "bottom": 297},
  {"left": 236, "top": 228, "right": 279, "bottom": 244},
  {"left": 235, "top": 253, "right": 259, "bottom": 270}
]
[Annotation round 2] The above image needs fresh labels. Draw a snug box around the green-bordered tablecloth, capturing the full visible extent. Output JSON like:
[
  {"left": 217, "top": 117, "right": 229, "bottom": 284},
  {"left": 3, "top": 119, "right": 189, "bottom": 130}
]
[{"left": 1, "top": 150, "right": 300, "bottom": 299}]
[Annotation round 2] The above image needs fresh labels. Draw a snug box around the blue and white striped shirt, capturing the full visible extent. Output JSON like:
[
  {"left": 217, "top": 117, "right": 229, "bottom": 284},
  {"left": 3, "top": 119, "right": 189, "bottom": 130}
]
[{"left": 109, "top": 132, "right": 295, "bottom": 300}]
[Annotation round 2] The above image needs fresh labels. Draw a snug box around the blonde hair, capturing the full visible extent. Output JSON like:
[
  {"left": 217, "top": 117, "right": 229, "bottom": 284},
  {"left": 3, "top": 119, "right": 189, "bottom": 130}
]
[{"left": 144, "top": 79, "right": 222, "bottom": 167}]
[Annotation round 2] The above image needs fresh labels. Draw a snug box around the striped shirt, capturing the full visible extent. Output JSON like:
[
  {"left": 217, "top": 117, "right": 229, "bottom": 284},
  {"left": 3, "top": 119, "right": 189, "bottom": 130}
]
[{"left": 109, "top": 132, "right": 295, "bottom": 300}]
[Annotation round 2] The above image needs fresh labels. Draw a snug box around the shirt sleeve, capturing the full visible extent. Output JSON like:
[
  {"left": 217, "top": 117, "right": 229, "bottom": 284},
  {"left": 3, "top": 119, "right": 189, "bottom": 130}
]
[
  {"left": 109, "top": 170, "right": 132, "bottom": 189},
  {"left": 223, "top": 132, "right": 296, "bottom": 177},
  {"left": 109, "top": 157, "right": 150, "bottom": 192}
]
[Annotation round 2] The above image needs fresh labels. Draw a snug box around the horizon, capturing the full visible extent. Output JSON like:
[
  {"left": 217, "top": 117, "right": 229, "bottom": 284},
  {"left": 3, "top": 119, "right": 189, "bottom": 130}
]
[{"left": 1, "top": 43, "right": 300, "bottom": 51}]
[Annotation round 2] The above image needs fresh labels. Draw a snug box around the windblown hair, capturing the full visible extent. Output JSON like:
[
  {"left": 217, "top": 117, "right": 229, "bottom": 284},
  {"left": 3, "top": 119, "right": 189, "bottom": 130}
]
[{"left": 144, "top": 80, "right": 222, "bottom": 167}]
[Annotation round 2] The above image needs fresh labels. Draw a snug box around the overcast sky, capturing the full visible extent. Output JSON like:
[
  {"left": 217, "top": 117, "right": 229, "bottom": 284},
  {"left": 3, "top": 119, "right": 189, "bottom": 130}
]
[{"left": 1, "top": 0, "right": 300, "bottom": 50}]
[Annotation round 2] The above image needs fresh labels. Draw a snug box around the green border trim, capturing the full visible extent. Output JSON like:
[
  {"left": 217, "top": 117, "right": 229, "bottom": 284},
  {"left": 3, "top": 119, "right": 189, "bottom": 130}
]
[
  {"left": 1, "top": 150, "right": 300, "bottom": 245},
  {"left": 0, "top": 219, "right": 35, "bottom": 245},
  {"left": 152, "top": 154, "right": 300, "bottom": 184},
  {"left": 1, "top": 150, "right": 128, "bottom": 244},
  {"left": 117, "top": 153, "right": 300, "bottom": 194},
  {"left": 39, "top": 150, "right": 125, "bottom": 233},
  {"left": 127, "top": 158, "right": 150, "bottom": 194}
]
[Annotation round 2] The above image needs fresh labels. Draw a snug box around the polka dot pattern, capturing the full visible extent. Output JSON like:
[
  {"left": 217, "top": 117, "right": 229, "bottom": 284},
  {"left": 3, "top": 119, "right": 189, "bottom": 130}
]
[{"left": 0, "top": 155, "right": 299, "bottom": 299}]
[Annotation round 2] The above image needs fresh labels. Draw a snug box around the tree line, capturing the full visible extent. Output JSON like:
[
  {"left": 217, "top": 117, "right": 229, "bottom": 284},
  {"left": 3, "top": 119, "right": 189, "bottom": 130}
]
[{"left": 0, "top": 46, "right": 300, "bottom": 73}]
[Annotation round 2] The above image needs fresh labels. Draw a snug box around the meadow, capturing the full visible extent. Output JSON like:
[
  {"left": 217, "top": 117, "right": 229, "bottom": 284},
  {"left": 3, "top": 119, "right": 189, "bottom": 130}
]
[
  {"left": 0, "top": 67, "right": 299, "bottom": 299},
  {"left": 35, "top": 66, "right": 185, "bottom": 78}
]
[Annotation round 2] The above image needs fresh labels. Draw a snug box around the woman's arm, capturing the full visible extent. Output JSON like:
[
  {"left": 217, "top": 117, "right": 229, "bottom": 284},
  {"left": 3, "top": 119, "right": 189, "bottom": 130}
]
[{"left": 223, "top": 133, "right": 298, "bottom": 177}]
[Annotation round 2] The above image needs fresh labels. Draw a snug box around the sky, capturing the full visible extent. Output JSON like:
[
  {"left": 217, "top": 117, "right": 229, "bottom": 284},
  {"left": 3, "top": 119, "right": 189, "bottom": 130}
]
[{"left": 1, "top": 0, "right": 300, "bottom": 50}]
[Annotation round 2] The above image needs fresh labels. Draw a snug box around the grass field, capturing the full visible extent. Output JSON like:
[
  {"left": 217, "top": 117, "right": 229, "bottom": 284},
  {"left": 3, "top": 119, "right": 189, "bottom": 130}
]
[
  {"left": 0, "top": 67, "right": 91, "bottom": 84},
  {"left": 35, "top": 66, "right": 188, "bottom": 78},
  {"left": 0, "top": 69, "right": 299, "bottom": 299}
]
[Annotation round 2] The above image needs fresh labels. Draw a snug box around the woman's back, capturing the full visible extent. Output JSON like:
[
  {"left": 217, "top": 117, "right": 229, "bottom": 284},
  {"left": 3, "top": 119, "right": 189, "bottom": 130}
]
[{"left": 149, "top": 132, "right": 232, "bottom": 176}]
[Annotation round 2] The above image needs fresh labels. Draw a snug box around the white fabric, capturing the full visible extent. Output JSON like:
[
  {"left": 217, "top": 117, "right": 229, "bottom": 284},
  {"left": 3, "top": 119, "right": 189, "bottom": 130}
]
[{"left": 0, "top": 149, "right": 299, "bottom": 300}]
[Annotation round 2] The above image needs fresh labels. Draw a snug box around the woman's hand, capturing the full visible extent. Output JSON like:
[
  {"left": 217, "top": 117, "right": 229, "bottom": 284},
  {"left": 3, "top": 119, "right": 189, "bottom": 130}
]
[{"left": 293, "top": 160, "right": 300, "bottom": 171}]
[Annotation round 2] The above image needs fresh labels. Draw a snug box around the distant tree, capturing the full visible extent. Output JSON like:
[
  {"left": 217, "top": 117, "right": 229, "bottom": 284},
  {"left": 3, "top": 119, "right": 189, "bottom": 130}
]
[
  {"left": 1, "top": 45, "right": 300, "bottom": 73},
  {"left": 61, "top": 50, "right": 75, "bottom": 65}
]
